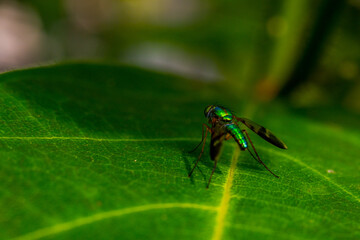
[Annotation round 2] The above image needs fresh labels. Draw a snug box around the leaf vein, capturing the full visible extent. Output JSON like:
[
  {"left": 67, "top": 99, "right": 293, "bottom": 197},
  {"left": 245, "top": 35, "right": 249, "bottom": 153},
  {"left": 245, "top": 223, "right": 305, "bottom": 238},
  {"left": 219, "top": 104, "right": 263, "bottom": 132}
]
[
  {"left": 0, "top": 136, "right": 199, "bottom": 142},
  {"left": 259, "top": 146, "right": 360, "bottom": 204},
  {"left": 13, "top": 203, "right": 217, "bottom": 240},
  {"left": 212, "top": 146, "right": 240, "bottom": 240}
]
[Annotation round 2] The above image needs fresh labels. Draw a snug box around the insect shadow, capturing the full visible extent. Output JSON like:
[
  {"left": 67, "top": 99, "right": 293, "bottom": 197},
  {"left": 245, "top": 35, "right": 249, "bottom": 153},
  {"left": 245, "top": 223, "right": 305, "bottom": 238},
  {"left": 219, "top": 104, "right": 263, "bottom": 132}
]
[
  {"left": 183, "top": 142, "right": 225, "bottom": 186},
  {"left": 185, "top": 158, "right": 223, "bottom": 186}
]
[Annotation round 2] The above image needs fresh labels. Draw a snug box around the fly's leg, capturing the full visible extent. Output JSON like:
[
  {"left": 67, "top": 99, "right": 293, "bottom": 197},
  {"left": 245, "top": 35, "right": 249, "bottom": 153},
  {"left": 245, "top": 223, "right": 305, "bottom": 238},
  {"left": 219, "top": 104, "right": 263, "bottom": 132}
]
[
  {"left": 204, "top": 133, "right": 232, "bottom": 188},
  {"left": 189, "top": 124, "right": 211, "bottom": 153},
  {"left": 225, "top": 133, "right": 232, "bottom": 141},
  {"left": 242, "top": 129, "right": 279, "bottom": 178},
  {"left": 188, "top": 124, "right": 211, "bottom": 177},
  {"left": 206, "top": 159, "right": 217, "bottom": 188}
]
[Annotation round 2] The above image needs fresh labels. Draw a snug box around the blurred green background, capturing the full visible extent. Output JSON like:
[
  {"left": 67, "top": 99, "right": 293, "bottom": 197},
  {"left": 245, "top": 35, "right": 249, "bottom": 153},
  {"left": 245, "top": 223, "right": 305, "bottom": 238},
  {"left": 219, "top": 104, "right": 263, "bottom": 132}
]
[{"left": 0, "top": 0, "right": 359, "bottom": 113}]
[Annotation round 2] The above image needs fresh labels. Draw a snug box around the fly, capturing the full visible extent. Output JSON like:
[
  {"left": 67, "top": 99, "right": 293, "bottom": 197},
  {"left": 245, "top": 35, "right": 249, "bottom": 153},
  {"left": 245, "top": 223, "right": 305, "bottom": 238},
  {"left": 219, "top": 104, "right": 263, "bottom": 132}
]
[{"left": 189, "top": 105, "right": 288, "bottom": 188}]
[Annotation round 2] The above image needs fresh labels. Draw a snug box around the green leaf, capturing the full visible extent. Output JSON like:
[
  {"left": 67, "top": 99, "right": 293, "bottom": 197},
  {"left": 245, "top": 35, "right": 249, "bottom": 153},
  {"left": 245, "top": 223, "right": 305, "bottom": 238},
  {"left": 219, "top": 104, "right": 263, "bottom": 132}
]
[{"left": 0, "top": 63, "right": 359, "bottom": 240}]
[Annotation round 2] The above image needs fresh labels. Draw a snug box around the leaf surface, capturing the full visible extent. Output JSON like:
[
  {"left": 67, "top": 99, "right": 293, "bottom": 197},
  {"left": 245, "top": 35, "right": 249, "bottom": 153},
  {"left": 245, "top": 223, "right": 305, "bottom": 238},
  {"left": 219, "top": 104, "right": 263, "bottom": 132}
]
[{"left": 0, "top": 63, "right": 359, "bottom": 240}]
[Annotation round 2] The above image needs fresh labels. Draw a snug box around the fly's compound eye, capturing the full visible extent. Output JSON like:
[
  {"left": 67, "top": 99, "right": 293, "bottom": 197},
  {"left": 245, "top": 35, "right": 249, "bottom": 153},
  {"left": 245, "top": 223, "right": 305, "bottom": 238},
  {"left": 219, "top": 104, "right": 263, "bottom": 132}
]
[{"left": 204, "top": 105, "right": 214, "bottom": 117}]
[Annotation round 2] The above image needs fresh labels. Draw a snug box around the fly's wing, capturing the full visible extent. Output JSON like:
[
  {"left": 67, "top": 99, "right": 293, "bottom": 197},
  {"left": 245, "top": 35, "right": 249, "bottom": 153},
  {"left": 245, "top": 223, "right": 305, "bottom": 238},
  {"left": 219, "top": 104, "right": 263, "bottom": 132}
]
[
  {"left": 237, "top": 117, "right": 288, "bottom": 149},
  {"left": 210, "top": 131, "right": 225, "bottom": 161}
]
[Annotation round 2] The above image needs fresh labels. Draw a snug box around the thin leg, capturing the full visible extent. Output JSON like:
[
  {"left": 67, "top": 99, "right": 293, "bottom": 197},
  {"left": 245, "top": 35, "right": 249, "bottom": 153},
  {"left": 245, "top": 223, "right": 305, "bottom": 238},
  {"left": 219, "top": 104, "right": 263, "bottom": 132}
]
[
  {"left": 188, "top": 124, "right": 211, "bottom": 177},
  {"left": 243, "top": 129, "right": 279, "bottom": 178},
  {"left": 206, "top": 159, "right": 217, "bottom": 188},
  {"left": 225, "top": 133, "right": 233, "bottom": 141},
  {"left": 189, "top": 124, "right": 211, "bottom": 153}
]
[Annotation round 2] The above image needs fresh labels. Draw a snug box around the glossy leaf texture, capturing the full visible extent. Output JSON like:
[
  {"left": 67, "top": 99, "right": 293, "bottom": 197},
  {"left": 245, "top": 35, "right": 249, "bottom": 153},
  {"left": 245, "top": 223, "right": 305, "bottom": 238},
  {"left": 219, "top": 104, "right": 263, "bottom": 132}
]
[{"left": 0, "top": 63, "right": 359, "bottom": 240}]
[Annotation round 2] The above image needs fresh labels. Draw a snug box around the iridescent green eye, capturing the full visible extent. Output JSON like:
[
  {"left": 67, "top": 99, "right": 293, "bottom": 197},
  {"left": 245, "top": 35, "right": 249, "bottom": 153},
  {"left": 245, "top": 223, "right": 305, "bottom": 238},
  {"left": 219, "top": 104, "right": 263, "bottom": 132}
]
[{"left": 204, "top": 105, "right": 214, "bottom": 117}]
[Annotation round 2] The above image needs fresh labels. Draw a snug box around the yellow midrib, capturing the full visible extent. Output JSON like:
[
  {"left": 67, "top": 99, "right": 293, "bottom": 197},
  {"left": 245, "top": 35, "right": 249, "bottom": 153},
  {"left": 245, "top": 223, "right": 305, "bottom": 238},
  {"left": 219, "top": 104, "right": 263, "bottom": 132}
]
[{"left": 212, "top": 147, "right": 240, "bottom": 240}]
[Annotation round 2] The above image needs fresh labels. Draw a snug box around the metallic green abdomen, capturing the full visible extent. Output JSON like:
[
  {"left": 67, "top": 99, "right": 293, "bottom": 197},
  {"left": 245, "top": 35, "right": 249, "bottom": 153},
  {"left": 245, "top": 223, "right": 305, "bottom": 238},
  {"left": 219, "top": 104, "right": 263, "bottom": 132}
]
[{"left": 225, "top": 124, "right": 248, "bottom": 150}]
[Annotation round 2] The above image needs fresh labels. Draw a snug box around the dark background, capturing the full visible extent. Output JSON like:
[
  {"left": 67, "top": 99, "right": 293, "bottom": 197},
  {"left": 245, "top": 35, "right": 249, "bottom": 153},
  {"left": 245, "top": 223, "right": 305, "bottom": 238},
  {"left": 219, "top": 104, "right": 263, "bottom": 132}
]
[{"left": 0, "top": 0, "right": 359, "bottom": 114}]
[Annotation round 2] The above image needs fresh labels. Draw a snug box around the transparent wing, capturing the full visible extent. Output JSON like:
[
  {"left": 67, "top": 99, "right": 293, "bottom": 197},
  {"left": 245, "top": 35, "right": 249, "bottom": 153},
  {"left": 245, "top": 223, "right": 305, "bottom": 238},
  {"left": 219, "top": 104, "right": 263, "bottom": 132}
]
[{"left": 237, "top": 117, "right": 288, "bottom": 149}]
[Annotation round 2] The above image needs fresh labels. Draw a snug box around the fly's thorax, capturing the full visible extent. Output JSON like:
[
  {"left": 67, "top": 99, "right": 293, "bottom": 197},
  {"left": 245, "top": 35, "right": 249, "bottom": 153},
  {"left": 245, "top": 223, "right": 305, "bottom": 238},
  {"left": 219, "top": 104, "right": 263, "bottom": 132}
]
[
  {"left": 204, "top": 105, "right": 233, "bottom": 123},
  {"left": 225, "top": 123, "right": 248, "bottom": 150}
]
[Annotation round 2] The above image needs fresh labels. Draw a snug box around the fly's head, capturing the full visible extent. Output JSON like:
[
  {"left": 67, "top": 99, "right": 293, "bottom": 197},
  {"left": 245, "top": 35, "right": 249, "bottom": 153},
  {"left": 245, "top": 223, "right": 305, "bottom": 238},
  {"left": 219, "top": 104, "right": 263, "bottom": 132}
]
[
  {"left": 204, "top": 105, "right": 216, "bottom": 124},
  {"left": 204, "top": 105, "right": 215, "bottom": 118},
  {"left": 204, "top": 105, "right": 232, "bottom": 125}
]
